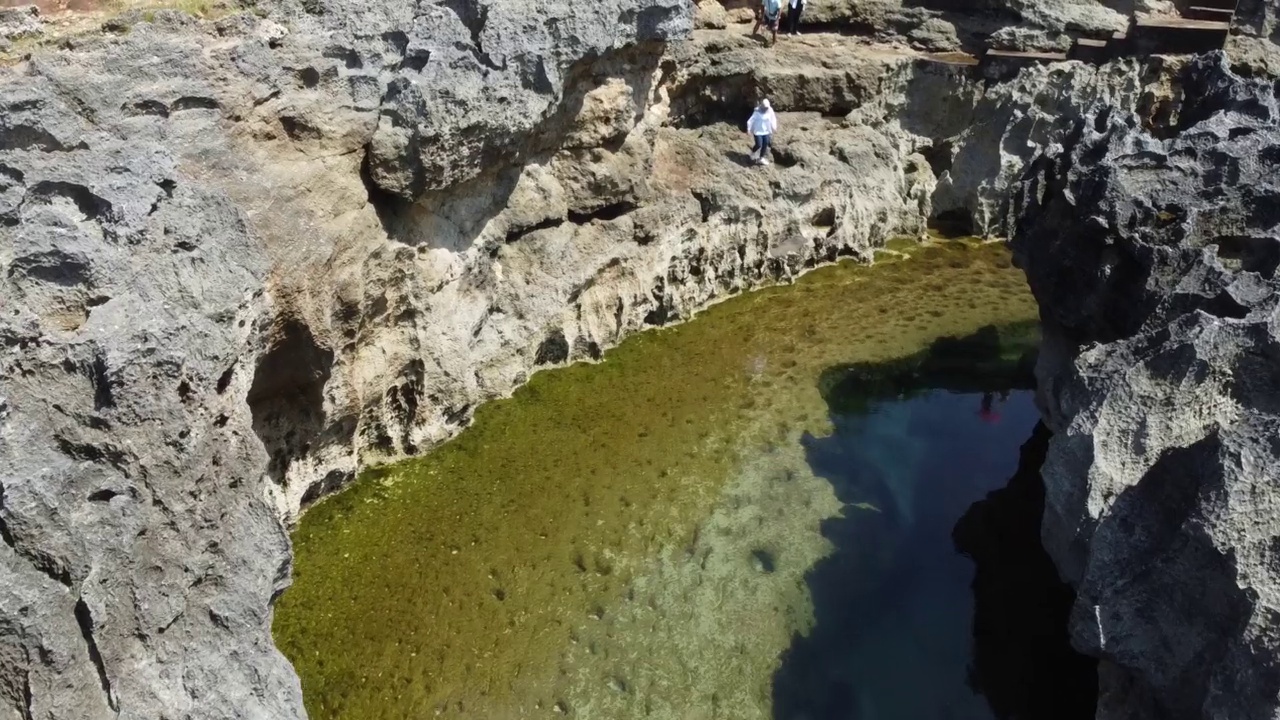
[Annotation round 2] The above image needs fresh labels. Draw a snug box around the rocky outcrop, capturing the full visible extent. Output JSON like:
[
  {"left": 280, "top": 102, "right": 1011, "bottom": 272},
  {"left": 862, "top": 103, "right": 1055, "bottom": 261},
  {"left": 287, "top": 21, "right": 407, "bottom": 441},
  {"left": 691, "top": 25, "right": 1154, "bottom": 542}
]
[
  {"left": 849, "top": 54, "right": 1185, "bottom": 237},
  {"left": 0, "top": 5, "right": 41, "bottom": 48},
  {"left": 1230, "top": 0, "right": 1280, "bottom": 74},
  {"left": 1012, "top": 53, "right": 1280, "bottom": 720},
  {"left": 350, "top": 0, "right": 688, "bottom": 197},
  {"left": 0, "top": 2, "right": 716, "bottom": 718}
]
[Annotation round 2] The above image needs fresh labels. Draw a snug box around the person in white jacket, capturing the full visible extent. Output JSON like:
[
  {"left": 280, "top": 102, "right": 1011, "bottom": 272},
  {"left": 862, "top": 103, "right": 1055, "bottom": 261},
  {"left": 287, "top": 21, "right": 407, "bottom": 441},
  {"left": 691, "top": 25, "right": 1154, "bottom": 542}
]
[{"left": 747, "top": 99, "right": 779, "bottom": 165}]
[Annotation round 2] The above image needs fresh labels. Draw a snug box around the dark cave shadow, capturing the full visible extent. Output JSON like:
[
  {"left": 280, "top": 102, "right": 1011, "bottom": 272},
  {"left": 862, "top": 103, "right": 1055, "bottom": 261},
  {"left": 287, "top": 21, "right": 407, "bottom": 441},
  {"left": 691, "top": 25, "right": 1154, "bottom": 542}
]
[
  {"left": 951, "top": 423, "right": 1099, "bottom": 720},
  {"left": 814, "top": 322, "right": 1038, "bottom": 417},
  {"left": 770, "top": 322, "right": 1094, "bottom": 720}
]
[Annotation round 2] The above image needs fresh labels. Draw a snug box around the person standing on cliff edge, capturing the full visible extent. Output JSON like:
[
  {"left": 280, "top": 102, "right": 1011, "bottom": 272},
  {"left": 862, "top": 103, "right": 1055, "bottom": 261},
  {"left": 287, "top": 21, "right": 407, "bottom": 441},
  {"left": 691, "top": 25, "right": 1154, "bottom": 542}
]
[
  {"left": 747, "top": 99, "right": 779, "bottom": 165},
  {"left": 753, "top": 0, "right": 782, "bottom": 45},
  {"left": 787, "top": 0, "right": 805, "bottom": 35}
]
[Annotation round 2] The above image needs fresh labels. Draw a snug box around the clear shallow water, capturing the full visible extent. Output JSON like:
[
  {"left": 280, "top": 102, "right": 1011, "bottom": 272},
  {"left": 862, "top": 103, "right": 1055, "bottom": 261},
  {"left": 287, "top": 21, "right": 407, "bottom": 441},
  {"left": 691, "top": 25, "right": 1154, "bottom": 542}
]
[
  {"left": 274, "top": 241, "right": 1052, "bottom": 720},
  {"left": 774, "top": 388, "right": 1040, "bottom": 720}
]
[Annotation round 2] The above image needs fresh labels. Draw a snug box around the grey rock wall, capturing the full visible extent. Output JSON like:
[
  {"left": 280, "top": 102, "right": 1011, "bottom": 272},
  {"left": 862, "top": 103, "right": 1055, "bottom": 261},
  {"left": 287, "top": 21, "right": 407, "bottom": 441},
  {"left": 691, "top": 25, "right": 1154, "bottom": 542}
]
[
  {"left": 0, "top": 83, "right": 297, "bottom": 719},
  {"left": 0, "top": 2, "right": 710, "bottom": 718},
  {"left": 1012, "top": 52, "right": 1280, "bottom": 720}
]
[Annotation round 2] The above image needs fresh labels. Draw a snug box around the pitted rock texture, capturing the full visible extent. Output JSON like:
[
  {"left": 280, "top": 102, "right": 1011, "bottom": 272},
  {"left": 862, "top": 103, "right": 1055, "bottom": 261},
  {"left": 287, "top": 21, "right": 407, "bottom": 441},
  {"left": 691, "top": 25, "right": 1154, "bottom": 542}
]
[
  {"left": 1012, "top": 53, "right": 1280, "bottom": 720},
  {"left": 355, "top": 0, "right": 689, "bottom": 198},
  {"left": 0, "top": 96, "right": 295, "bottom": 720},
  {"left": 847, "top": 54, "right": 1184, "bottom": 238},
  {"left": 0, "top": 5, "right": 41, "bottom": 46},
  {"left": 1231, "top": 0, "right": 1280, "bottom": 74}
]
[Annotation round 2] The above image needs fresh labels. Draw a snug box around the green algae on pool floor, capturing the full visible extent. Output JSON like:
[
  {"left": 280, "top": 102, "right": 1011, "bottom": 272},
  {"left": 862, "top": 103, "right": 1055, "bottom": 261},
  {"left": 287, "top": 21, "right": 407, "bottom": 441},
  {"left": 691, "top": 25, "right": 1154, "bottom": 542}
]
[{"left": 272, "top": 240, "right": 1039, "bottom": 720}]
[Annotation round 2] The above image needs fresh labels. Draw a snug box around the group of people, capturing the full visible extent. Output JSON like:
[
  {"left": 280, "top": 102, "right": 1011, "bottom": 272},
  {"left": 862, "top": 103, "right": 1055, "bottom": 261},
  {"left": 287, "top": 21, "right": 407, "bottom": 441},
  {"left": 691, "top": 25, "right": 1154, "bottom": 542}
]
[
  {"left": 744, "top": 0, "right": 807, "bottom": 165},
  {"left": 753, "top": 0, "right": 806, "bottom": 46}
]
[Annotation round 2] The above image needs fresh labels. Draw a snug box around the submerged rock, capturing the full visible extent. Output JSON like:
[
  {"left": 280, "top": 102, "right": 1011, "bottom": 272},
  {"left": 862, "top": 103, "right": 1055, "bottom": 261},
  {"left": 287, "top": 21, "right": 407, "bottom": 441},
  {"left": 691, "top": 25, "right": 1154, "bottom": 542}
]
[{"left": 1013, "top": 53, "right": 1280, "bottom": 720}]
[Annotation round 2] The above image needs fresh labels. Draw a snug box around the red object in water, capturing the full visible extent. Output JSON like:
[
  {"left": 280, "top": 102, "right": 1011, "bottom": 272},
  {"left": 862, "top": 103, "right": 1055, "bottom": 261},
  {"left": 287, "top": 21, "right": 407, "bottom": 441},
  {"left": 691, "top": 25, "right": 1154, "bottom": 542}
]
[{"left": 978, "top": 392, "right": 1000, "bottom": 423}]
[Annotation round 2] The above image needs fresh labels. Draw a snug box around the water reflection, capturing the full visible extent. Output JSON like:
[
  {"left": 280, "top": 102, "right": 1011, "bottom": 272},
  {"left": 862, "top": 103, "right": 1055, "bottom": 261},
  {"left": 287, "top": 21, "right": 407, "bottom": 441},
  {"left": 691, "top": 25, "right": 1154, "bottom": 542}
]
[{"left": 772, "top": 325, "right": 1090, "bottom": 720}]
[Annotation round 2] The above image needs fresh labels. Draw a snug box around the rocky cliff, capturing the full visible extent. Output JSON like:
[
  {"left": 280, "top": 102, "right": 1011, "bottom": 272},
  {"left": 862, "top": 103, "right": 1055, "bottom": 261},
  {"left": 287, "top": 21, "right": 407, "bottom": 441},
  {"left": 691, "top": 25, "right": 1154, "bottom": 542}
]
[
  {"left": 1012, "top": 53, "right": 1280, "bottom": 720},
  {"left": 0, "top": 3, "right": 937, "bottom": 718},
  {"left": 1, "top": 0, "right": 1280, "bottom": 718},
  {"left": 0, "top": 2, "right": 707, "bottom": 718}
]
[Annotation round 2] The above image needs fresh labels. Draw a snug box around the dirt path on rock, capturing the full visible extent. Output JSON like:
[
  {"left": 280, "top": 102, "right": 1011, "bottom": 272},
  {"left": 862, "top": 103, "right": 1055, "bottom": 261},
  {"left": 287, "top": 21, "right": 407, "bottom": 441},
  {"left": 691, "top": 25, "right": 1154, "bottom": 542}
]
[{"left": 1, "top": 0, "right": 97, "bottom": 10}]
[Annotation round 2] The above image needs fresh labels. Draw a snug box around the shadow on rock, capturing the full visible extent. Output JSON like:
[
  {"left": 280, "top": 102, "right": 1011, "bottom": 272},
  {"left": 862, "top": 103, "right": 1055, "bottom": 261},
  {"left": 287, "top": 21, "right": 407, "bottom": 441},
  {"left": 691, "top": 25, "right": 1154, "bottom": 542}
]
[{"left": 724, "top": 149, "right": 760, "bottom": 167}]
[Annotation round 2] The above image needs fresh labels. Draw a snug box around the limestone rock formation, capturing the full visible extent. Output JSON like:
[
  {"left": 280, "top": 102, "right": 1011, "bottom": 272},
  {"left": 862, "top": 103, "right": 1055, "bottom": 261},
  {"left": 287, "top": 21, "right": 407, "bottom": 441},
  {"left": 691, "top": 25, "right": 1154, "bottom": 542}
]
[
  {"left": 0, "top": 93, "right": 294, "bottom": 720},
  {"left": 1231, "top": 0, "right": 1280, "bottom": 73},
  {"left": 1012, "top": 53, "right": 1280, "bottom": 720},
  {"left": 356, "top": 0, "right": 690, "bottom": 197},
  {"left": 0, "top": 5, "right": 941, "bottom": 719}
]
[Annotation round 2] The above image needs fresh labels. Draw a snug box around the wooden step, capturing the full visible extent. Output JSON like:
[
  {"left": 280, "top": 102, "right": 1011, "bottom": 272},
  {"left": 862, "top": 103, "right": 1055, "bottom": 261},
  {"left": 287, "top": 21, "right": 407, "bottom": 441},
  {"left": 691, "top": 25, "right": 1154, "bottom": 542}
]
[
  {"left": 1184, "top": 6, "right": 1235, "bottom": 22},
  {"left": 1134, "top": 15, "right": 1230, "bottom": 32},
  {"left": 1189, "top": 0, "right": 1238, "bottom": 9},
  {"left": 924, "top": 51, "right": 980, "bottom": 66},
  {"left": 1070, "top": 37, "right": 1111, "bottom": 61},
  {"left": 1130, "top": 14, "right": 1230, "bottom": 54},
  {"left": 983, "top": 49, "right": 1069, "bottom": 62}
]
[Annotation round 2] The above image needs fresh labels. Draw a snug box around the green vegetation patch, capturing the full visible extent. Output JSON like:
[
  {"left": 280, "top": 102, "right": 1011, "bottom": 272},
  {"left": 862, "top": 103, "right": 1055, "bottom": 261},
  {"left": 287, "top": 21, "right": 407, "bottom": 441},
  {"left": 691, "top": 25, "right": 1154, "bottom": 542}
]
[{"left": 273, "top": 240, "right": 1040, "bottom": 720}]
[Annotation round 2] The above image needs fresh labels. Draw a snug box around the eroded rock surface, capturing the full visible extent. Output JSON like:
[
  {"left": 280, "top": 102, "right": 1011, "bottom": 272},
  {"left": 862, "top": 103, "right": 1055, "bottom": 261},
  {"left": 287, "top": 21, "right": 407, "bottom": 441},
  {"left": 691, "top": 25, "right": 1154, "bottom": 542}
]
[{"left": 1013, "top": 53, "right": 1280, "bottom": 720}]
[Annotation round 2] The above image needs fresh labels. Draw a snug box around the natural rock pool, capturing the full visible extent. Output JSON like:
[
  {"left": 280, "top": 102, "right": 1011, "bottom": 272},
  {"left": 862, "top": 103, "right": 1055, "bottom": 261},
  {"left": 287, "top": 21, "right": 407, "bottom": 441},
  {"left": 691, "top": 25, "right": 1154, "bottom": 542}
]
[{"left": 273, "top": 240, "right": 1068, "bottom": 719}]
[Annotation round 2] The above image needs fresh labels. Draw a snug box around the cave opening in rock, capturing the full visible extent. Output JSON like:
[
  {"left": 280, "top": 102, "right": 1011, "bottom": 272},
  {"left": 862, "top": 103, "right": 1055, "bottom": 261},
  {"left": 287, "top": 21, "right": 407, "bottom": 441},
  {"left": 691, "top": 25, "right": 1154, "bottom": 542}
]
[
  {"left": 922, "top": 137, "right": 956, "bottom": 177},
  {"left": 670, "top": 96, "right": 759, "bottom": 130},
  {"left": 247, "top": 319, "right": 334, "bottom": 485},
  {"left": 930, "top": 206, "right": 976, "bottom": 237},
  {"left": 358, "top": 151, "right": 408, "bottom": 236}
]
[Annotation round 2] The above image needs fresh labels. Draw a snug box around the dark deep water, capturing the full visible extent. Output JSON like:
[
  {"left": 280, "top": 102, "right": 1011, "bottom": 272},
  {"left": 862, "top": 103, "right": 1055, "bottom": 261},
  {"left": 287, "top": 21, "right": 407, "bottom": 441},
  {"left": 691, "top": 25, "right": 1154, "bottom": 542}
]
[{"left": 772, "top": 328, "right": 1097, "bottom": 720}]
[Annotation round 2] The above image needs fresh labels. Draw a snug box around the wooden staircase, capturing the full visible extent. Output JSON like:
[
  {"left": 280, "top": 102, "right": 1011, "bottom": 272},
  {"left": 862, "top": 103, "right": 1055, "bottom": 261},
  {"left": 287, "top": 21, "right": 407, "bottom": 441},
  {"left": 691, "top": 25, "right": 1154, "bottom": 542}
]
[{"left": 982, "top": 0, "right": 1238, "bottom": 66}]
